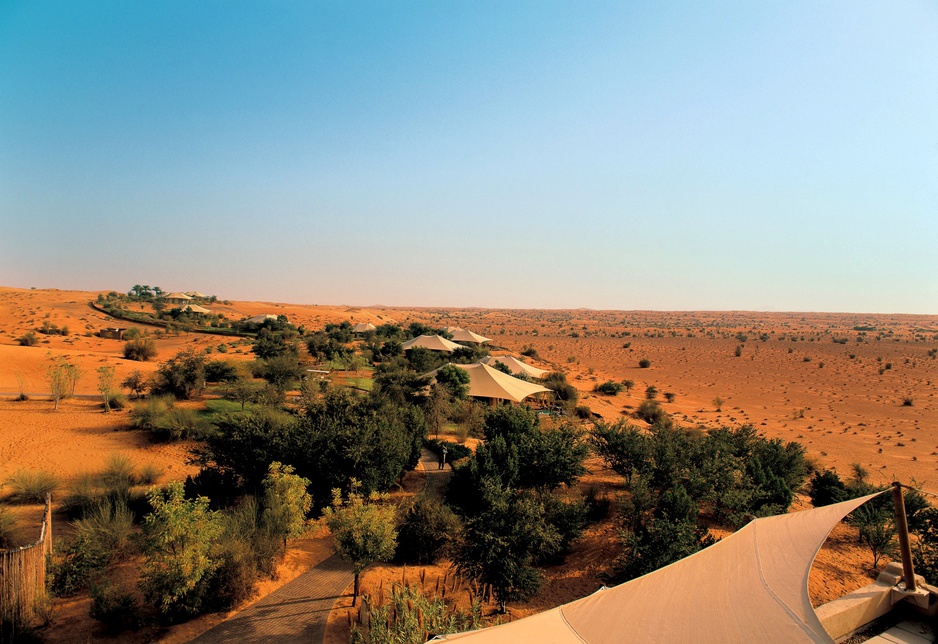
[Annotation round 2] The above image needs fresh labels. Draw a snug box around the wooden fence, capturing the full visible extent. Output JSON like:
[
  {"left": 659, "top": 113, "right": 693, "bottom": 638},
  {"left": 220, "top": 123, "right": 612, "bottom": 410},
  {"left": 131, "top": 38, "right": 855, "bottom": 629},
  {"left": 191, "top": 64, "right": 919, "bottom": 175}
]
[{"left": 0, "top": 495, "right": 52, "bottom": 633}]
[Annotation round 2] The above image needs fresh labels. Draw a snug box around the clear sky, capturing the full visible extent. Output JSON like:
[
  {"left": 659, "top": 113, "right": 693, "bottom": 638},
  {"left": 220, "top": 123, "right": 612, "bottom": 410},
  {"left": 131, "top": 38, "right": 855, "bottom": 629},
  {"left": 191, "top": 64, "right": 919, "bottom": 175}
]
[{"left": 1, "top": 2, "right": 936, "bottom": 313}]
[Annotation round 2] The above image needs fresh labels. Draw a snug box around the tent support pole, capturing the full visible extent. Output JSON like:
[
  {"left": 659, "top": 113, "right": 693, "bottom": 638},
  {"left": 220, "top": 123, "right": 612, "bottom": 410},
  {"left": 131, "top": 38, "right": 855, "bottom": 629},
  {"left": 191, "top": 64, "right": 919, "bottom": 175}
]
[{"left": 891, "top": 482, "right": 916, "bottom": 592}]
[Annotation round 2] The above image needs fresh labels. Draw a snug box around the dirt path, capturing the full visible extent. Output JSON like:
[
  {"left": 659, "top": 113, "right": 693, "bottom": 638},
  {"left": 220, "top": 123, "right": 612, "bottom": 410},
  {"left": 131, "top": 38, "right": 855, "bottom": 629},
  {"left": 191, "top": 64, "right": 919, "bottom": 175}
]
[{"left": 420, "top": 446, "right": 453, "bottom": 500}]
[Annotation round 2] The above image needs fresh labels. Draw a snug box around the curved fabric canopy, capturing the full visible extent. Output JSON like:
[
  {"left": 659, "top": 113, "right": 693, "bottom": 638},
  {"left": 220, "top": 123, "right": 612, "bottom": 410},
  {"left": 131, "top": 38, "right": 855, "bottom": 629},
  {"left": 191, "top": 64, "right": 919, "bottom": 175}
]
[
  {"left": 427, "top": 362, "right": 551, "bottom": 403},
  {"left": 352, "top": 322, "right": 376, "bottom": 333},
  {"left": 446, "top": 327, "right": 493, "bottom": 344},
  {"left": 442, "top": 492, "right": 882, "bottom": 643},
  {"left": 401, "top": 335, "right": 463, "bottom": 352},
  {"left": 482, "top": 355, "right": 549, "bottom": 379}
]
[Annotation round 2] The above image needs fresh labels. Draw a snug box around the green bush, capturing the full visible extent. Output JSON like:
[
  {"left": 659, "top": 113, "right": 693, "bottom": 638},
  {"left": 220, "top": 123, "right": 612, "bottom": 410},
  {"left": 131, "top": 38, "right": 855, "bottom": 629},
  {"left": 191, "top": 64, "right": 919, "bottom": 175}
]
[
  {"left": 138, "top": 462, "right": 164, "bottom": 485},
  {"left": 352, "top": 583, "right": 484, "bottom": 643},
  {"left": 638, "top": 358, "right": 651, "bottom": 368},
  {"left": 0, "top": 506, "right": 16, "bottom": 548},
  {"left": 395, "top": 496, "right": 460, "bottom": 564},
  {"left": 129, "top": 395, "right": 174, "bottom": 433},
  {"left": 123, "top": 337, "right": 157, "bottom": 361},
  {"left": 17, "top": 331, "right": 39, "bottom": 346},
  {"left": 89, "top": 579, "right": 141, "bottom": 634},
  {"left": 809, "top": 470, "right": 848, "bottom": 507},
  {"left": 5, "top": 469, "right": 59, "bottom": 504},
  {"left": 574, "top": 405, "right": 592, "bottom": 419},
  {"left": 636, "top": 400, "right": 667, "bottom": 425},
  {"left": 593, "top": 380, "right": 624, "bottom": 395}
]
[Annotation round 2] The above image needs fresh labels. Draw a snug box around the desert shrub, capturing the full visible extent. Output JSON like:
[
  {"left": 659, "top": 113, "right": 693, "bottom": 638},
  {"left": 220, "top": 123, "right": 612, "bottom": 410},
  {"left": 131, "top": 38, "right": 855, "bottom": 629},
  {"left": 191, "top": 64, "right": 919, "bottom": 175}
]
[
  {"left": 395, "top": 496, "right": 460, "bottom": 564},
  {"left": 123, "top": 337, "right": 157, "bottom": 361},
  {"left": 122, "top": 327, "right": 142, "bottom": 340},
  {"left": 138, "top": 463, "right": 164, "bottom": 485},
  {"left": 0, "top": 506, "right": 16, "bottom": 548},
  {"left": 574, "top": 405, "right": 592, "bottom": 419},
  {"left": 543, "top": 371, "right": 578, "bottom": 406},
  {"left": 809, "top": 470, "right": 848, "bottom": 507},
  {"left": 129, "top": 395, "right": 174, "bottom": 433},
  {"left": 108, "top": 392, "right": 128, "bottom": 411},
  {"left": 205, "top": 359, "right": 241, "bottom": 384},
  {"left": 101, "top": 453, "right": 137, "bottom": 492},
  {"left": 5, "top": 469, "right": 59, "bottom": 504},
  {"left": 902, "top": 397, "right": 914, "bottom": 407},
  {"left": 663, "top": 392, "right": 676, "bottom": 403},
  {"left": 584, "top": 485, "right": 612, "bottom": 522},
  {"left": 50, "top": 500, "right": 135, "bottom": 596},
  {"left": 593, "top": 380, "right": 624, "bottom": 395},
  {"left": 644, "top": 386, "right": 658, "bottom": 400},
  {"left": 151, "top": 348, "right": 208, "bottom": 399},
  {"left": 17, "top": 331, "right": 39, "bottom": 346},
  {"left": 154, "top": 407, "right": 212, "bottom": 442},
  {"left": 636, "top": 400, "right": 667, "bottom": 425},
  {"left": 638, "top": 358, "right": 651, "bottom": 368},
  {"left": 912, "top": 506, "right": 938, "bottom": 585},
  {"left": 89, "top": 579, "right": 141, "bottom": 634},
  {"left": 520, "top": 345, "right": 539, "bottom": 358}
]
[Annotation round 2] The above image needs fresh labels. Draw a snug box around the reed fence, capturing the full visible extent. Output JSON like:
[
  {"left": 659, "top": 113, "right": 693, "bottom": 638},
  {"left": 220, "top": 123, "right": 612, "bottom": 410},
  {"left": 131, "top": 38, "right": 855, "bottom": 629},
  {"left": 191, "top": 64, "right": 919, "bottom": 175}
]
[{"left": 0, "top": 494, "right": 52, "bottom": 634}]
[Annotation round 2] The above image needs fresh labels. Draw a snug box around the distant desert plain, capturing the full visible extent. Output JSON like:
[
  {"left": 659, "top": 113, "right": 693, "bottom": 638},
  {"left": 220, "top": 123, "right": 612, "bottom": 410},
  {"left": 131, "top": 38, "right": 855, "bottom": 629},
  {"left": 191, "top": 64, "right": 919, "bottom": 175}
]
[{"left": 0, "top": 284, "right": 935, "bottom": 641}]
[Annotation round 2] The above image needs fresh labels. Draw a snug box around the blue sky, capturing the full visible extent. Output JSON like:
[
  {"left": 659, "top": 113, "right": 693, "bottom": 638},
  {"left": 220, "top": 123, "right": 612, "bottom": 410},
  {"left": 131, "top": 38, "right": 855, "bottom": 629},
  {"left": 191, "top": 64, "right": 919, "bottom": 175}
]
[{"left": 1, "top": 1, "right": 936, "bottom": 312}]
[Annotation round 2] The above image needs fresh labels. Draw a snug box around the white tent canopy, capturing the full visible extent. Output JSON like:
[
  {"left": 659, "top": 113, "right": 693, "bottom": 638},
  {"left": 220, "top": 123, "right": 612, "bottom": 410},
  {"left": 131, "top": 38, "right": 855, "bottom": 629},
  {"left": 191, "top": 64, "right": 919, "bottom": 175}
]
[
  {"left": 445, "top": 327, "right": 492, "bottom": 344},
  {"left": 427, "top": 362, "right": 551, "bottom": 403},
  {"left": 352, "top": 322, "right": 376, "bottom": 333},
  {"left": 402, "top": 335, "right": 463, "bottom": 352},
  {"left": 442, "top": 492, "right": 882, "bottom": 643},
  {"left": 482, "top": 355, "right": 548, "bottom": 379}
]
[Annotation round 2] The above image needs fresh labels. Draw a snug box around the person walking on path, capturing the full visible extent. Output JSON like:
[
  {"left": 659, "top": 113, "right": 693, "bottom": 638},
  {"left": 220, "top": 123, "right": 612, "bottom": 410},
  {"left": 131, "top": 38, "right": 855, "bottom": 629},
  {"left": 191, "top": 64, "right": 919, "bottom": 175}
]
[{"left": 439, "top": 445, "right": 447, "bottom": 470}]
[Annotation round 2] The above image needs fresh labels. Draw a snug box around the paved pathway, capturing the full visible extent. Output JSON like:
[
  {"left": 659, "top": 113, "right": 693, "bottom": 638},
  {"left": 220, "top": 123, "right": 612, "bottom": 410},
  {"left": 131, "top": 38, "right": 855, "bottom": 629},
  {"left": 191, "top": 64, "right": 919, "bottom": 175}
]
[
  {"left": 190, "top": 447, "right": 454, "bottom": 643},
  {"left": 191, "top": 554, "right": 353, "bottom": 644}
]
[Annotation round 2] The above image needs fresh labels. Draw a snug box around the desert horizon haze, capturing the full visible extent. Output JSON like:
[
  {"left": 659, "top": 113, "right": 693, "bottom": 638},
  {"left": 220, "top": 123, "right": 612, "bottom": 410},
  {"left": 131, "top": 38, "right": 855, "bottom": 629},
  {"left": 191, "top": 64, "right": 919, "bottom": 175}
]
[{"left": 1, "top": 2, "right": 937, "bottom": 313}]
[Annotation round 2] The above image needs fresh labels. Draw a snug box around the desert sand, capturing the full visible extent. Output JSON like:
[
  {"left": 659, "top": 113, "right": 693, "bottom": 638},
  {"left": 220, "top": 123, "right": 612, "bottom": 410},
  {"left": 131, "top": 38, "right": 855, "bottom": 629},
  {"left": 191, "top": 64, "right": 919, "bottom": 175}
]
[{"left": 0, "top": 286, "right": 934, "bottom": 641}]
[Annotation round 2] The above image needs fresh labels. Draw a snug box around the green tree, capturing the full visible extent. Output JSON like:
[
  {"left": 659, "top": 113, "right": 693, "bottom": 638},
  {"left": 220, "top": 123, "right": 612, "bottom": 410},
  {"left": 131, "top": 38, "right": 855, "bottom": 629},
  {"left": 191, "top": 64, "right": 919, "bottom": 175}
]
[
  {"left": 455, "top": 481, "right": 561, "bottom": 612},
  {"left": 435, "top": 364, "right": 470, "bottom": 399},
  {"left": 46, "top": 355, "right": 81, "bottom": 410},
  {"left": 139, "top": 482, "right": 223, "bottom": 618},
  {"left": 152, "top": 348, "right": 207, "bottom": 399},
  {"left": 262, "top": 462, "right": 312, "bottom": 550},
  {"left": 252, "top": 329, "right": 297, "bottom": 360},
  {"left": 122, "top": 370, "right": 148, "bottom": 398},
  {"left": 97, "top": 365, "right": 117, "bottom": 412},
  {"left": 324, "top": 484, "right": 397, "bottom": 606}
]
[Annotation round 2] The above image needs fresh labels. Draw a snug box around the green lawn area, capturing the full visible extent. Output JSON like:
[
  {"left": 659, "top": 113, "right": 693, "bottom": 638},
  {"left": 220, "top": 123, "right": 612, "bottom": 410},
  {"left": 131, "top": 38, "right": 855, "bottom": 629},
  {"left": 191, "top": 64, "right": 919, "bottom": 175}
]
[
  {"left": 338, "top": 376, "right": 373, "bottom": 392},
  {"left": 201, "top": 397, "right": 259, "bottom": 417}
]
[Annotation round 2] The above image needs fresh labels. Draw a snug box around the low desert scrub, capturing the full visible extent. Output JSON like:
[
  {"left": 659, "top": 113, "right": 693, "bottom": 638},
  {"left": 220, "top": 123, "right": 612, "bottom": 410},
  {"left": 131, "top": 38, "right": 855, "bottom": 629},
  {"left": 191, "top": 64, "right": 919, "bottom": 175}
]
[
  {"left": 0, "top": 506, "right": 16, "bottom": 548},
  {"left": 123, "top": 337, "right": 157, "bottom": 361},
  {"left": 50, "top": 500, "right": 136, "bottom": 597},
  {"left": 89, "top": 579, "right": 141, "bottom": 634},
  {"left": 902, "top": 397, "right": 914, "bottom": 407},
  {"left": 138, "top": 462, "right": 164, "bottom": 485},
  {"left": 5, "top": 469, "right": 59, "bottom": 504},
  {"left": 17, "top": 331, "right": 39, "bottom": 346},
  {"left": 638, "top": 358, "right": 651, "bottom": 368},
  {"left": 593, "top": 380, "right": 624, "bottom": 395}
]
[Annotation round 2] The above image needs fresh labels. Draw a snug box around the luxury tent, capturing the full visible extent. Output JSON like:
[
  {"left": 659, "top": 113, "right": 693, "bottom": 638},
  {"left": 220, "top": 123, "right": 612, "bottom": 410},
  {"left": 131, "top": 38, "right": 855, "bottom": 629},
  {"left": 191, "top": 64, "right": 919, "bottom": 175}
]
[
  {"left": 352, "top": 322, "right": 376, "bottom": 334},
  {"left": 441, "top": 493, "right": 888, "bottom": 643},
  {"left": 180, "top": 304, "right": 211, "bottom": 315},
  {"left": 482, "top": 355, "right": 548, "bottom": 379},
  {"left": 426, "top": 362, "right": 550, "bottom": 403},
  {"left": 401, "top": 334, "right": 463, "bottom": 352},
  {"left": 445, "top": 327, "right": 492, "bottom": 344}
]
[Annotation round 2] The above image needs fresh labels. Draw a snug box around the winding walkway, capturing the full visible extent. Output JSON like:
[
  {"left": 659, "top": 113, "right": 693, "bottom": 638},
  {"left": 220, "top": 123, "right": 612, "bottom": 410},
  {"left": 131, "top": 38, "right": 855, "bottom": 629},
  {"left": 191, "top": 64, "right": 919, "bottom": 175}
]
[{"left": 190, "top": 447, "right": 452, "bottom": 643}]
